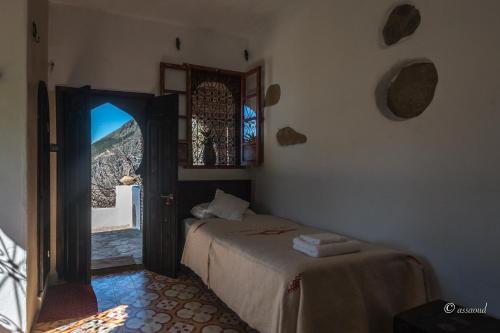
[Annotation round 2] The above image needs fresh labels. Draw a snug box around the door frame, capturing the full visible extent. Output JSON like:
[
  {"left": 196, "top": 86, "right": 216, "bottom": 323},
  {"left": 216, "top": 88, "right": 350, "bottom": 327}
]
[
  {"left": 56, "top": 87, "right": 155, "bottom": 281},
  {"left": 37, "top": 81, "right": 51, "bottom": 294}
]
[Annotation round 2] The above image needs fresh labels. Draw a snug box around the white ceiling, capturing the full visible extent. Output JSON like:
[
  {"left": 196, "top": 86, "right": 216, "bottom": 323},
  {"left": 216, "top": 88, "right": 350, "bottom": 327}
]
[{"left": 50, "top": 0, "right": 289, "bottom": 37}]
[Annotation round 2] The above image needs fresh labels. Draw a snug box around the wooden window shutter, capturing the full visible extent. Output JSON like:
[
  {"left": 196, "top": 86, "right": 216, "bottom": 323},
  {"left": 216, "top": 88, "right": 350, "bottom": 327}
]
[
  {"left": 160, "top": 62, "right": 188, "bottom": 166},
  {"left": 241, "top": 66, "right": 263, "bottom": 166}
]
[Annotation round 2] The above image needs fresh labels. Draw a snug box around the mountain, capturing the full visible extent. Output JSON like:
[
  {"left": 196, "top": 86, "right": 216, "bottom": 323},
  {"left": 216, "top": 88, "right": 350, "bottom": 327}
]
[
  {"left": 92, "top": 119, "right": 141, "bottom": 157},
  {"left": 91, "top": 120, "right": 143, "bottom": 208}
]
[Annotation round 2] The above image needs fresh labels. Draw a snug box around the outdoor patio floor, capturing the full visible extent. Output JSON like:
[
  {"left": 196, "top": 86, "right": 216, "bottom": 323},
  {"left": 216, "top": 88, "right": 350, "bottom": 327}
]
[{"left": 91, "top": 228, "right": 142, "bottom": 270}]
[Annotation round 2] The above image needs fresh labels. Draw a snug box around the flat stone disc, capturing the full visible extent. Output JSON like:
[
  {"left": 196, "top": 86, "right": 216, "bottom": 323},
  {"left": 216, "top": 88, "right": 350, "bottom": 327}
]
[{"left": 387, "top": 62, "right": 438, "bottom": 119}]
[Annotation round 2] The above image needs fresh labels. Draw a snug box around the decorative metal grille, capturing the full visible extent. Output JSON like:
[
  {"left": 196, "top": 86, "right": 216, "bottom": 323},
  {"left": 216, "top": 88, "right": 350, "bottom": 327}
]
[{"left": 190, "top": 69, "right": 241, "bottom": 166}]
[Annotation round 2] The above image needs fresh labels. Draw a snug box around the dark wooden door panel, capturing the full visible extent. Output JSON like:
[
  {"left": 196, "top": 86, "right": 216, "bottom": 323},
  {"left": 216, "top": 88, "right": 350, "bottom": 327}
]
[
  {"left": 56, "top": 86, "right": 91, "bottom": 283},
  {"left": 144, "top": 95, "right": 179, "bottom": 277}
]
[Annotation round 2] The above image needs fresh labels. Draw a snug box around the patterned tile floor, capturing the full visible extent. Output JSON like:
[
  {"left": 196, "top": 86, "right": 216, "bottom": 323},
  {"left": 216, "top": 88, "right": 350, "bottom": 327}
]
[
  {"left": 35, "top": 269, "right": 258, "bottom": 332},
  {"left": 92, "top": 229, "right": 143, "bottom": 265}
]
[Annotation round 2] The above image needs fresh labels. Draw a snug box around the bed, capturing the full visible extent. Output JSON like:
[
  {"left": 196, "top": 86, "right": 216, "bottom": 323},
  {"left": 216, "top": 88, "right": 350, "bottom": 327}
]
[{"left": 178, "top": 181, "right": 431, "bottom": 333}]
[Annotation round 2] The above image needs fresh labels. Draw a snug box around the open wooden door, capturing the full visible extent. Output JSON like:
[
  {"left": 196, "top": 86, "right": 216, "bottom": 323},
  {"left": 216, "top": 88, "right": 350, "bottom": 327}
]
[
  {"left": 143, "top": 94, "right": 179, "bottom": 277},
  {"left": 56, "top": 86, "right": 92, "bottom": 283}
]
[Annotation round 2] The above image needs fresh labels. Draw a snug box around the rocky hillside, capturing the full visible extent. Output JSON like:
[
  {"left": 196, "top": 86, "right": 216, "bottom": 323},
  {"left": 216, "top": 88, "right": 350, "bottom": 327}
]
[{"left": 91, "top": 120, "right": 143, "bottom": 208}]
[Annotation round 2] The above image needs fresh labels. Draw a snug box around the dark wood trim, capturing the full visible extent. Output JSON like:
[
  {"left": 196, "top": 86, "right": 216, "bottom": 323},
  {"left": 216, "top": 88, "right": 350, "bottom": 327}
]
[
  {"left": 160, "top": 63, "right": 165, "bottom": 95},
  {"left": 92, "top": 264, "right": 144, "bottom": 276},
  {"left": 37, "top": 81, "right": 51, "bottom": 294},
  {"left": 184, "top": 63, "right": 244, "bottom": 77},
  {"left": 245, "top": 67, "right": 261, "bottom": 76},
  {"left": 256, "top": 66, "right": 263, "bottom": 164},
  {"left": 245, "top": 92, "right": 258, "bottom": 99},
  {"left": 56, "top": 88, "right": 64, "bottom": 276},
  {"left": 181, "top": 165, "right": 246, "bottom": 170},
  {"left": 161, "top": 62, "right": 187, "bottom": 71},
  {"left": 165, "top": 89, "right": 186, "bottom": 95},
  {"left": 186, "top": 66, "right": 193, "bottom": 166},
  {"left": 88, "top": 89, "right": 152, "bottom": 100}
]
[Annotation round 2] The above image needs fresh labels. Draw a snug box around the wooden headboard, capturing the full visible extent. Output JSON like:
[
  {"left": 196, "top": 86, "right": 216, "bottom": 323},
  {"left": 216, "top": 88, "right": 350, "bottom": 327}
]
[{"left": 177, "top": 179, "right": 252, "bottom": 222}]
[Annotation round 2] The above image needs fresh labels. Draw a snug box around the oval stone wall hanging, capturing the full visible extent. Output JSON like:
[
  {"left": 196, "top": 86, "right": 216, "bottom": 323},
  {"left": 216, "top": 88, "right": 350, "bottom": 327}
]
[
  {"left": 387, "top": 62, "right": 438, "bottom": 119},
  {"left": 383, "top": 4, "right": 421, "bottom": 46},
  {"left": 265, "top": 84, "right": 281, "bottom": 107}
]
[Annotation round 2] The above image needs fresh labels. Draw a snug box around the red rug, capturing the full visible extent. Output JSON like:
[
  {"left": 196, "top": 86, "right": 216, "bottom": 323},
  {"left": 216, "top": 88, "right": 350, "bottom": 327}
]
[{"left": 37, "top": 283, "right": 98, "bottom": 323}]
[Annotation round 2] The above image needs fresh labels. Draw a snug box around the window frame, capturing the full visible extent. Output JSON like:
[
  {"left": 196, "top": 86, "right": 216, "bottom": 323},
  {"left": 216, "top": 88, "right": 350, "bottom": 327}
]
[{"left": 160, "top": 62, "right": 263, "bottom": 168}]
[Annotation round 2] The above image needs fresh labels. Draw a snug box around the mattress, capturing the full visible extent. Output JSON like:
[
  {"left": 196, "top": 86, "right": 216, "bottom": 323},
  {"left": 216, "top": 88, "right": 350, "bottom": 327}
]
[
  {"left": 182, "top": 217, "right": 198, "bottom": 239},
  {"left": 181, "top": 214, "right": 431, "bottom": 333}
]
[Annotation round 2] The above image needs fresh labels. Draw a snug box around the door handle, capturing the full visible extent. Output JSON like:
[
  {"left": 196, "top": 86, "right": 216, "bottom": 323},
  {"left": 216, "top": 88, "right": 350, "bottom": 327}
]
[{"left": 161, "top": 193, "right": 174, "bottom": 206}]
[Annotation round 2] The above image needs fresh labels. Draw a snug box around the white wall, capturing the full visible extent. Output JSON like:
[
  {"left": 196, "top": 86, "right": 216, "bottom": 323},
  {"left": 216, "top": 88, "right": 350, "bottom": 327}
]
[
  {"left": 250, "top": 0, "right": 500, "bottom": 316},
  {"left": 91, "top": 185, "right": 141, "bottom": 232},
  {"left": 0, "top": 0, "right": 47, "bottom": 331},
  {"left": 0, "top": 1, "right": 29, "bottom": 332},
  {"left": 48, "top": 3, "right": 251, "bottom": 180},
  {"left": 27, "top": 0, "right": 49, "bottom": 330}
]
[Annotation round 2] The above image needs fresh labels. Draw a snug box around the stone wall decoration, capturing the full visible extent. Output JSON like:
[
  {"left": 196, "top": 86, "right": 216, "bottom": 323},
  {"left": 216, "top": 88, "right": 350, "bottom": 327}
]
[
  {"left": 387, "top": 62, "right": 438, "bottom": 119},
  {"left": 383, "top": 4, "right": 421, "bottom": 46},
  {"left": 265, "top": 84, "right": 281, "bottom": 107},
  {"left": 277, "top": 127, "right": 307, "bottom": 146}
]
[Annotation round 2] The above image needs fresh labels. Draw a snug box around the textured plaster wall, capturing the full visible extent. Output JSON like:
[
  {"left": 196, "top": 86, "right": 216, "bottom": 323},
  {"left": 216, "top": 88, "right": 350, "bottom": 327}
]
[{"left": 250, "top": 0, "right": 500, "bottom": 316}]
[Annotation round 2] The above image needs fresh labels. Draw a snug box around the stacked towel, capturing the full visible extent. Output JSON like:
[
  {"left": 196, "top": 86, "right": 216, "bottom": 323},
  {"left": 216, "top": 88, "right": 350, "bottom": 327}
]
[
  {"left": 293, "top": 234, "right": 360, "bottom": 258},
  {"left": 299, "top": 233, "right": 347, "bottom": 245}
]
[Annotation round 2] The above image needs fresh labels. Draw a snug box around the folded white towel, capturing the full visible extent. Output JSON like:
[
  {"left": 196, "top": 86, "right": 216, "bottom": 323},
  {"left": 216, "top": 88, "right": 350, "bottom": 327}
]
[
  {"left": 299, "top": 233, "right": 347, "bottom": 245},
  {"left": 293, "top": 237, "right": 361, "bottom": 258}
]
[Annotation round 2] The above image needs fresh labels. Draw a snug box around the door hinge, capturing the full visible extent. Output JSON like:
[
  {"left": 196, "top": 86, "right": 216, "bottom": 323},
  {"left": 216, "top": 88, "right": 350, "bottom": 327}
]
[{"left": 47, "top": 250, "right": 50, "bottom": 258}]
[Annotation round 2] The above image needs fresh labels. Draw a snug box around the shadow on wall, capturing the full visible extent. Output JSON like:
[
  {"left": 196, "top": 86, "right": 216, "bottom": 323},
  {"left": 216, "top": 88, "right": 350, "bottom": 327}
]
[{"left": 0, "top": 229, "right": 27, "bottom": 333}]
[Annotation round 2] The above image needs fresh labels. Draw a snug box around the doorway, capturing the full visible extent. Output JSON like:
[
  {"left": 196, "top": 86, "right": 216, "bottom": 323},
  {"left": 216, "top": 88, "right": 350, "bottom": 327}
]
[
  {"left": 90, "top": 103, "right": 144, "bottom": 270},
  {"left": 56, "top": 88, "right": 179, "bottom": 283}
]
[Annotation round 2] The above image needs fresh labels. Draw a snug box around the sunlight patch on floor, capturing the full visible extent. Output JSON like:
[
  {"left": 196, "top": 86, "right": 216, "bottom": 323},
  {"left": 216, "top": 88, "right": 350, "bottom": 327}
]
[{"left": 33, "top": 305, "right": 128, "bottom": 332}]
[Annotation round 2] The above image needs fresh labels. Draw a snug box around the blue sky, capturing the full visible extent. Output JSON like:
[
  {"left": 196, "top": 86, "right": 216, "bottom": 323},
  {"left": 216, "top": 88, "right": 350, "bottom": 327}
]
[{"left": 91, "top": 103, "right": 133, "bottom": 143}]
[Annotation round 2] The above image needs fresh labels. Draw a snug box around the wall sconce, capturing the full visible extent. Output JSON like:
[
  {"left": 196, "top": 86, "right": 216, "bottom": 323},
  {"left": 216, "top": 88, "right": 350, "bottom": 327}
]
[{"left": 176, "top": 37, "right": 181, "bottom": 51}]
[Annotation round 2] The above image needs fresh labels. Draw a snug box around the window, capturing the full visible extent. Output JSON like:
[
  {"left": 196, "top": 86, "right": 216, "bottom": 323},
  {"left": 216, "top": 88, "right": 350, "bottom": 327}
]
[
  {"left": 160, "top": 63, "right": 263, "bottom": 168},
  {"left": 189, "top": 68, "right": 241, "bottom": 167}
]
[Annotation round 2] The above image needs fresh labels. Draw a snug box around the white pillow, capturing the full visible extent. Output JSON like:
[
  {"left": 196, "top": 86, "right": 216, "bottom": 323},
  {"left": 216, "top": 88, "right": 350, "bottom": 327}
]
[
  {"left": 207, "top": 189, "right": 250, "bottom": 221},
  {"left": 191, "top": 202, "right": 256, "bottom": 219},
  {"left": 190, "top": 203, "right": 216, "bottom": 219}
]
